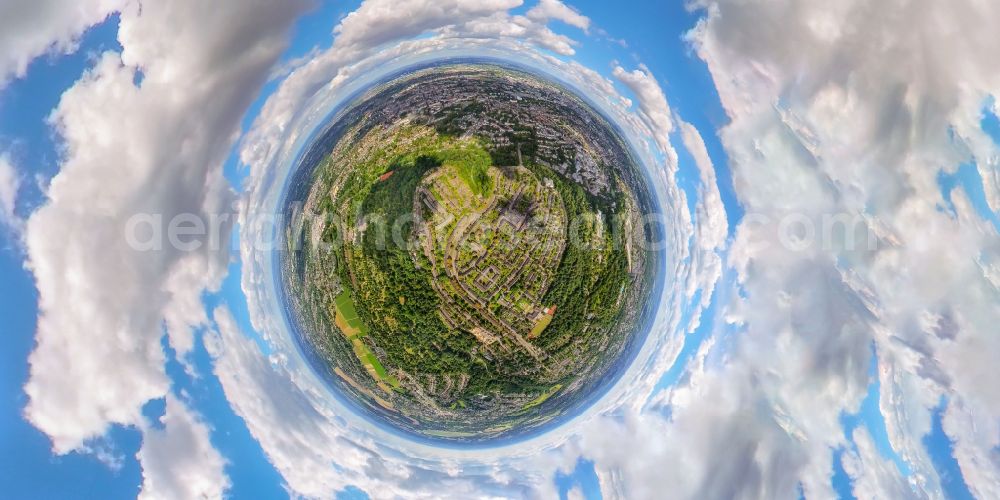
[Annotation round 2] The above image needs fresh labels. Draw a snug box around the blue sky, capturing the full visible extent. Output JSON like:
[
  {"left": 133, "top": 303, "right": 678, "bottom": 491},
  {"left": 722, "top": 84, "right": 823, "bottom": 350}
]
[{"left": 3, "top": 1, "right": 997, "bottom": 498}]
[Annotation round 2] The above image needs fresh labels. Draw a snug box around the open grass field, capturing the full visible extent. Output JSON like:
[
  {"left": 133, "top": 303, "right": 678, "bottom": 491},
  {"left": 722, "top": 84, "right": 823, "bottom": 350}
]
[
  {"left": 423, "top": 429, "right": 478, "bottom": 438},
  {"left": 521, "top": 383, "right": 562, "bottom": 411},
  {"left": 351, "top": 338, "right": 401, "bottom": 390},
  {"left": 334, "top": 290, "right": 367, "bottom": 338},
  {"left": 336, "top": 290, "right": 400, "bottom": 389},
  {"left": 528, "top": 313, "right": 554, "bottom": 339},
  {"left": 438, "top": 143, "right": 493, "bottom": 197}
]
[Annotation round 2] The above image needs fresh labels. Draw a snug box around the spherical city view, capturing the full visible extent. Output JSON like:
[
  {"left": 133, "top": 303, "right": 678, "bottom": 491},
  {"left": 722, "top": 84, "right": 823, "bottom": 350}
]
[{"left": 278, "top": 62, "right": 659, "bottom": 441}]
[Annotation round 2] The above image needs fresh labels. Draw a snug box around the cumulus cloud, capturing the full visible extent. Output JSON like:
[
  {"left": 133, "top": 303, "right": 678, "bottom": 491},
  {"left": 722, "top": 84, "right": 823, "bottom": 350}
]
[
  {"left": 678, "top": 120, "right": 727, "bottom": 324},
  {"left": 841, "top": 426, "right": 917, "bottom": 499},
  {"left": 0, "top": 153, "right": 21, "bottom": 229},
  {"left": 455, "top": 13, "right": 581, "bottom": 56},
  {"left": 0, "top": 0, "right": 124, "bottom": 87},
  {"left": 206, "top": 305, "right": 353, "bottom": 497},
  {"left": 612, "top": 64, "right": 677, "bottom": 170},
  {"left": 334, "top": 0, "right": 522, "bottom": 52},
  {"left": 137, "top": 395, "right": 229, "bottom": 499},
  {"left": 23, "top": 0, "right": 308, "bottom": 457},
  {"left": 526, "top": 0, "right": 590, "bottom": 32},
  {"left": 660, "top": 0, "right": 1000, "bottom": 496}
]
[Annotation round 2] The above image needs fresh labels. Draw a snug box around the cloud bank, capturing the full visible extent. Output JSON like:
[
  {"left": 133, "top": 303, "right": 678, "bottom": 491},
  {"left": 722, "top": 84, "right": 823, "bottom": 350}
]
[{"left": 19, "top": 0, "right": 308, "bottom": 494}]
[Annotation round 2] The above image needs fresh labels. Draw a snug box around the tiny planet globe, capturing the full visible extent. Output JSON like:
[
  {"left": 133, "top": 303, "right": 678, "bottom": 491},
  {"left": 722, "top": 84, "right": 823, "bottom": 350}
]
[{"left": 278, "top": 61, "right": 658, "bottom": 442}]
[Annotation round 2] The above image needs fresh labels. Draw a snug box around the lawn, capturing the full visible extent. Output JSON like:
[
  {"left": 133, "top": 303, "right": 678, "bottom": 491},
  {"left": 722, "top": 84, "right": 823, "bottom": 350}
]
[
  {"left": 351, "top": 337, "right": 400, "bottom": 389},
  {"left": 334, "top": 290, "right": 367, "bottom": 338},
  {"left": 335, "top": 290, "right": 400, "bottom": 389},
  {"left": 437, "top": 143, "right": 493, "bottom": 197},
  {"left": 521, "top": 383, "right": 562, "bottom": 410},
  {"left": 528, "top": 312, "right": 554, "bottom": 339}
]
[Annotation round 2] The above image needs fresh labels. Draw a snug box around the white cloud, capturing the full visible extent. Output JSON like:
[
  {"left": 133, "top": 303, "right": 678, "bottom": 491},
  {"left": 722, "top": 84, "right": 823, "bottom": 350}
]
[
  {"left": 0, "top": 0, "right": 124, "bottom": 87},
  {"left": 612, "top": 65, "right": 677, "bottom": 170},
  {"left": 454, "top": 13, "right": 580, "bottom": 56},
  {"left": 678, "top": 120, "right": 727, "bottom": 326},
  {"left": 526, "top": 0, "right": 590, "bottom": 32},
  {"left": 0, "top": 153, "right": 21, "bottom": 229},
  {"left": 841, "top": 426, "right": 916, "bottom": 499},
  {"left": 942, "top": 397, "right": 1000, "bottom": 499},
  {"left": 23, "top": 0, "right": 309, "bottom": 457},
  {"left": 672, "top": 0, "right": 1000, "bottom": 496},
  {"left": 581, "top": 362, "right": 814, "bottom": 499},
  {"left": 334, "top": 0, "right": 522, "bottom": 52},
  {"left": 137, "top": 395, "right": 230, "bottom": 499},
  {"left": 78, "top": 436, "right": 126, "bottom": 471},
  {"left": 206, "top": 306, "right": 350, "bottom": 497},
  {"left": 565, "top": 483, "right": 585, "bottom": 500}
]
